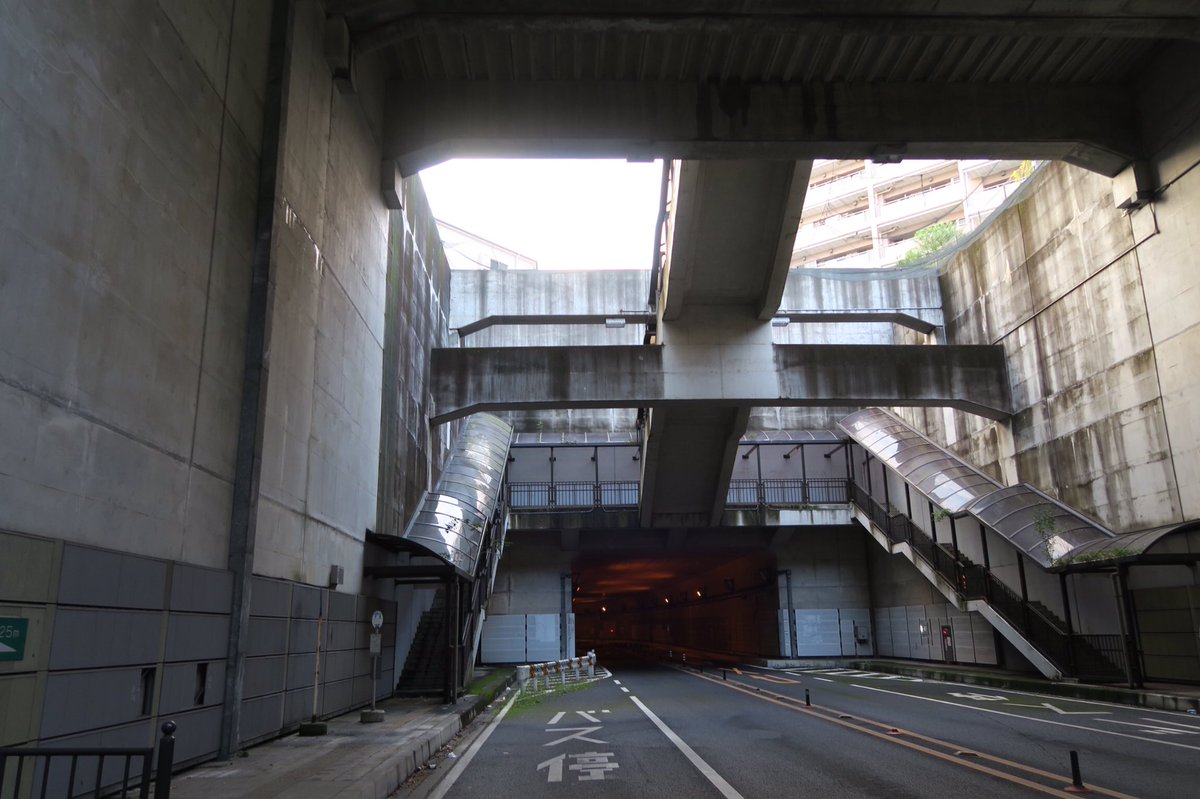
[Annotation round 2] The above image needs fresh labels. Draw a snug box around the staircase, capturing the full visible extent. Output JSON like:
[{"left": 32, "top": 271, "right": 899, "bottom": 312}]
[
  {"left": 396, "top": 590, "right": 449, "bottom": 696},
  {"left": 849, "top": 482, "right": 1125, "bottom": 682}
]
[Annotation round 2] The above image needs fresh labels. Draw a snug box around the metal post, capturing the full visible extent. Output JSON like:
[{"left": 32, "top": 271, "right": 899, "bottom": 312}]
[
  {"left": 799, "top": 443, "right": 808, "bottom": 503},
  {"left": 560, "top": 573, "right": 571, "bottom": 659},
  {"left": 979, "top": 522, "right": 991, "bottom": 569},
  {"left": 1060, "top": 573, "right": 1077, "bottom": 676},
  {"left": 949, "top": 516, "right": 959, "bottom": 554},
  {"left": 155, "top": 721, "right": 176, "bottom": 799},
  {"left": 1068, "top": 750, "right": 1085, "bottom": 791},
  {"left": 780, "top": 569, "right": 797, "bottom": 659},
  {"left": 904, "top": 483, "right": 913, "bottom": 520},
  {"left": 1114, "top": 566, "right": 1142, "bottom": 687}
]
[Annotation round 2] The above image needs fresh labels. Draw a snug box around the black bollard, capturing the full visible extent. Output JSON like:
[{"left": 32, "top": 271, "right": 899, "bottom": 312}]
[
  {"left": 1067, "top": 750, "right": 1087, "bottom": 792},
  {"left": 156, "top": 720, "right": 177, "bottom": 799},
  {"left": 805, "top": 689, "right": 811, "bottom": 706},
  {"left": 722, "top": 669, "right": 727, "bottom": 680}
]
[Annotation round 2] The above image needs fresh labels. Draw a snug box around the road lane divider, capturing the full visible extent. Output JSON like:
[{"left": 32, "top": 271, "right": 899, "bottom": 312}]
[{"left": 628, "top": 695, "right": 745, "bottom": 799}]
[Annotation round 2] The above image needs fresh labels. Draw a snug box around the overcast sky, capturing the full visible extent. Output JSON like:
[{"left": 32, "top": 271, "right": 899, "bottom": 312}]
[{"left": 419, "top": 158, "right": 663, "bottom": 271}]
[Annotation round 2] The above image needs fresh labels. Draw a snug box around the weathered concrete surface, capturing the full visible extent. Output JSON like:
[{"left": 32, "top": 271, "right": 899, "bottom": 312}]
[
  {"left": 661, "top": 159, "right": 810, "bottom": 320},
  {"left": 383, "top": 80, "right": 1140, "bottom": 177},
  {"left": 908, "top": 160, "right": 1192, "bottom": 531},
  {"left": 250, "top": 0, "right": 394, "bottom": 592},
  {"left": 429, "top": 342, "right": 1011, "bottom": 423},
  {"left": 0, "top": 0, "right": 269, "bottom": 566}
]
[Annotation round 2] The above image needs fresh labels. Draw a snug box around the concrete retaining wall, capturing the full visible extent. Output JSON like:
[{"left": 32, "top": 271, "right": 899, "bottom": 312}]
[{"left": 900, "top": 158, "right": 1198, "bottom": 532}]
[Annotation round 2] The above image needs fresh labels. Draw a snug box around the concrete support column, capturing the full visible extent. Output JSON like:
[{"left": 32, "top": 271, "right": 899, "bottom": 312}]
[{"left": 220, "top": 0, "right": 294, "bottom": 761}]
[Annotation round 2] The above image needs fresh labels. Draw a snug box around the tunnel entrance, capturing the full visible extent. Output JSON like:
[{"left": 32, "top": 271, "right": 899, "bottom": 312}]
[{"left": 571, "top": 549, "right": 779, "bottom": 657}]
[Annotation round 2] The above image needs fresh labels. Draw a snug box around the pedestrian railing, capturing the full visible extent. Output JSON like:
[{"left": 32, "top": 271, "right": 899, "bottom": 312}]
[
  {"left": 0, "top": 721, "right": 176, "bottom": 799},
  {"left": 508, "top": 478, "right": 850, "bottom": 513}
]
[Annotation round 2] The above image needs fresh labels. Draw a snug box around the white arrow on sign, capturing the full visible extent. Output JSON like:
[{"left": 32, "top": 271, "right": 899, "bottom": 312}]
[
  {"left": 537, "top": 754, "right": 565, "bottom": 783},
  {"left": 0, "top": 642, "right": 15, "bottom": 654}
]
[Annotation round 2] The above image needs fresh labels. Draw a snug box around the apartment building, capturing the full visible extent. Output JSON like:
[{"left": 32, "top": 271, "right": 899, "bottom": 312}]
[{"left": 793, "top": 159, "right": 1028, "bottom": 269}]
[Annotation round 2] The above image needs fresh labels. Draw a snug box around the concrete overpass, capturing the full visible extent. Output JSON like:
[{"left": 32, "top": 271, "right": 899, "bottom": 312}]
[{"left": 7, "top": 0, "right": 1200, "bottom": 782}]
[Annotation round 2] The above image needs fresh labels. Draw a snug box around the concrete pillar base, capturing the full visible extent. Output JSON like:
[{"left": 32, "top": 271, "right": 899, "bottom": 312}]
[
  {"left": 360, "top": 709, "right": 386, "bottom": 724},
  {"left": 298, "top": 722, "right": 328, "bottom": 736}
]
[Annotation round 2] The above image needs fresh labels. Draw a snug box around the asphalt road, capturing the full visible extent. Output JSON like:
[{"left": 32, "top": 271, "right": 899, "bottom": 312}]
[{"left": 402, "top": 657, "right": 1199, "bottom": 798}]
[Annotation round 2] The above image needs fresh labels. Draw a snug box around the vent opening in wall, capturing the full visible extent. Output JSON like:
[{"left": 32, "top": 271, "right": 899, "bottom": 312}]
[
  {"left": 194, "top": 662, "right": 208, "bottom": 706},
  {"left": 140, "top": 667, "right": 156, "bottom": 716}
]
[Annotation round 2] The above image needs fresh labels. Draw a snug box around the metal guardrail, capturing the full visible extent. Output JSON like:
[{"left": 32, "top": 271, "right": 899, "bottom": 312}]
[
  {"left": 728, "top": 477, "right": 849, "bottom": 508},
  {"left": 508, "top": 481, "right": 639, "bottom": 510},
  {"left": 508, "top": 479, "right": 849, "bottom": 512},
  {"left": 517, "top": 652, "right": 598, "bottom": 691},
  {"left": 0, "top": 721, "right": 175, "bottom": 799}
]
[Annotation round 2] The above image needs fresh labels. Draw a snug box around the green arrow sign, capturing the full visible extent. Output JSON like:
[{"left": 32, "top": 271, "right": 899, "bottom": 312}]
[{"left": 0, "top": 618, "right": 29, "bottom": 662}]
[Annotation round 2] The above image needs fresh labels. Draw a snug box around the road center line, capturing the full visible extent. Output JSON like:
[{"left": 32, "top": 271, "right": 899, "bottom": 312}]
[
  {"left": 851, "top": 683, "right": 1200, "bottom": 752},
  {"left": 427, "top": 693, "right": 518, "bottom": 799},
  {"left": 629, "top": 695, "right": 745, "bottom": 799}
]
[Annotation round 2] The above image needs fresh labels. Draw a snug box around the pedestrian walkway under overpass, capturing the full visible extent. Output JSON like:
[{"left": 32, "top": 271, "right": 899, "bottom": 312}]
[{"left": 456, "top": 411, "right": 1200, "bottom": 687}]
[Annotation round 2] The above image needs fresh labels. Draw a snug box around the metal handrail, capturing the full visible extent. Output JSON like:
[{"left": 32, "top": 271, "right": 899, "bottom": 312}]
[
  {"left": 508, "top": 478, "right": 850, "bottom": 512},
  {"left": 0, "top": 721, "right": 176, "bottom": 799},
  {"left": 848, "top": 478, "right": 1128, "bottom": 680}
]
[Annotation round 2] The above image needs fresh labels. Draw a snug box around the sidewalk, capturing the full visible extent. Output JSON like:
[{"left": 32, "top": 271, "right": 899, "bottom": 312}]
[{"left": 169, "top": 676, "right": 514, "bottom": 799}]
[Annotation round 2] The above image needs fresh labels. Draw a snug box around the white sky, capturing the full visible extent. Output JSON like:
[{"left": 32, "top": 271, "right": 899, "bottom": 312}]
[{"left": 419, "top": 159, "right": 663, "bottom": 271}]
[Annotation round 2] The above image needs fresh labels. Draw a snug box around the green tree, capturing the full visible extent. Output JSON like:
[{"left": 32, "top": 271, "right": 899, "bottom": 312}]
[{"left": 897, "top": 221, "right": 960, "bottom": 266}]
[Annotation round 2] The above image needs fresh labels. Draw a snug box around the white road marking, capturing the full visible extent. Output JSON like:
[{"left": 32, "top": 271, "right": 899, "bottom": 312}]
[
  {"left": 1143, "top": 717, "right": 1200, "bottom": 730},
  {"left": 577, "top": 710, "right": 601, "bottom": 723},
  {"left": 602, "top": 709, "right": 611, "bottom": 714},
  {"left": 629, "top": 696, "right": 745, "bottom": 799},
  {"left": 547, "top": 711, "right": 565, "bottom": 725},
  {"left": 427, "top": 693, "right": 518, "bottom": 799},
  {"left": 1099, "top": 719, "right": 1200, "bottom": 735},
  {"left": 851, "top": 684, "right": 1200, "bottom": 752},
  {"left": 810, "top": 669, "right": 1197, "bottom": 717},
  {"left": 814, "top": 677, "right": 834, "bottom": 683},
  {"left": 537, "top": 753, "right": 565, "bottom": 783},
  {"left": 543, "top": 726, "right": 607, "bottom": 747},
  {"left": 613, "top": 680, "right": 621, "bottom": 685},
  {"left": 621, "top": 686, "right": 630, "bottom": 693}
]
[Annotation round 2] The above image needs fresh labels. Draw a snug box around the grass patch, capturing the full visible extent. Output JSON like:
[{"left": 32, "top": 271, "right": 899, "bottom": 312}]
[
  {"left": 506, "top": 679, "right": 603, "bottom": 719},
  {"left": 467, "top": 668, "right": 514, "bottom": 700}
]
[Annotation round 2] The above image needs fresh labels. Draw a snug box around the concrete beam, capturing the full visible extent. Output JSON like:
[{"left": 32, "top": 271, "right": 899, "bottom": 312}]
[
  {"left": 661, "top": 160, "right": 810, "bottom": 321},
  {"left": 455, "top": 313, "right": 654, "bottom": 338},
  {"left": 774, "top": 311, "right": 937, "bottom": 335},
  {"left": 354, "top": 10, "right": 1200, "bottom": 54},
  {"left": 383, "top": 80, "right": 1140, "bottom": 177},
  {"left": 429, "top": 343, "right": 1011, "bottom": 424},
  {"left": 638, "top": 406, "right": 751, "bottom": 529}
]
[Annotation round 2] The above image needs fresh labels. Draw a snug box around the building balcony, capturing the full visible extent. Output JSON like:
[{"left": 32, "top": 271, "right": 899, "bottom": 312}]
[
  {"left": 804, "top": 169, "right": 870, "bottom": 215},
  {"left": 874, "top": 181, "right": 963, "bottom": 230}
]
